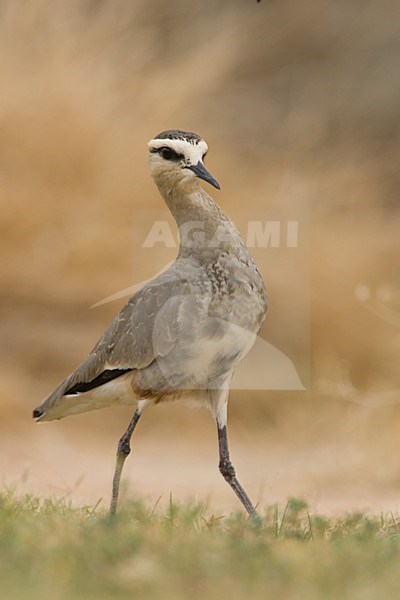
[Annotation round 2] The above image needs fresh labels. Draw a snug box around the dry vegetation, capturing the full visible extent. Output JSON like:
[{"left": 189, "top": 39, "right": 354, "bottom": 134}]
[{"left": 0, "top": 0, "right": 400, "bottom": 515}]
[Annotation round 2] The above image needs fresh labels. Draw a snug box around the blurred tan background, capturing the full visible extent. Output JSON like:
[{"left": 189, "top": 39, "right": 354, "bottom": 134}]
[{"left": 1, "top": 0, "right": 400, "bottom": 514}]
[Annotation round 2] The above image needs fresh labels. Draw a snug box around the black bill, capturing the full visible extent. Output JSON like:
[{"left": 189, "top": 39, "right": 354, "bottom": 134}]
[{"left": 186, "top": 161, "right": 220, "bottom": 190}]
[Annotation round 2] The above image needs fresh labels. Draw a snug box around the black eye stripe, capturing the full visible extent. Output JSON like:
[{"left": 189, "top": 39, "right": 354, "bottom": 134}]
[
  {"left": 150, "top": 145, "right": 206, "bottom": 162},
  {"left": 151, "top": 146, "right": 183, "bottom": 161}
]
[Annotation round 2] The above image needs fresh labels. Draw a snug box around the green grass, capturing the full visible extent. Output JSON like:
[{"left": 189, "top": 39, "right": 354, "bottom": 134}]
[{"left": 1, "top": 492, "right": 400, "bottom": 600}]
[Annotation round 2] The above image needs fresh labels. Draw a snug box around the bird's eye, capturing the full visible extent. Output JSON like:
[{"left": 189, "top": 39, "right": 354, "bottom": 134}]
[{"left": 159, "top": 147, "right": 179, "bottom": 161}]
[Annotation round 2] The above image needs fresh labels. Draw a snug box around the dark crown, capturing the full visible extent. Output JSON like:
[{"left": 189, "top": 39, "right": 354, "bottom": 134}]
[{"left": 154, "top": 129, "right": 203, "bottom": 144}]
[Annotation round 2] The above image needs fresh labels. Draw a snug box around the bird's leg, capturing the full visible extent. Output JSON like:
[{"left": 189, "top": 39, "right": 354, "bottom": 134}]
[
  {"left": 217, "top": 424, "right": 258, "bottom": 518},
  {"left": 109, "top": 408, "right": 142, "bottom": 517}
]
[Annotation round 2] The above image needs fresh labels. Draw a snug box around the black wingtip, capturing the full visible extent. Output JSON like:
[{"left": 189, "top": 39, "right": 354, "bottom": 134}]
[{"left": 32, "top": 408, "right": 43, "bottom": 419}]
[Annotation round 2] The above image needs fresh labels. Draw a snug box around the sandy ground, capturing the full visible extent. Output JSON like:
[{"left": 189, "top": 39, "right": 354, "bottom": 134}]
[
  {"left": 4, "top": 407, "right": 400, "bottom": 517},
  {"left": 3, "top": 297, "right": 400, "bottom": 518}
]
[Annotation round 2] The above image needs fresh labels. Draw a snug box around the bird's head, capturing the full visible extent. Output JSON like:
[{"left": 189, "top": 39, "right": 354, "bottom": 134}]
[{"left": 148, "top": 129, "right": 220, "bottom": 194}]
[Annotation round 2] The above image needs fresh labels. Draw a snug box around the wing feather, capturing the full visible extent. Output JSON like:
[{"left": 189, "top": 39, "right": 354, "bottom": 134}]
[{"left": 35, "top": 267, "right": 194, "bottom": 416}]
